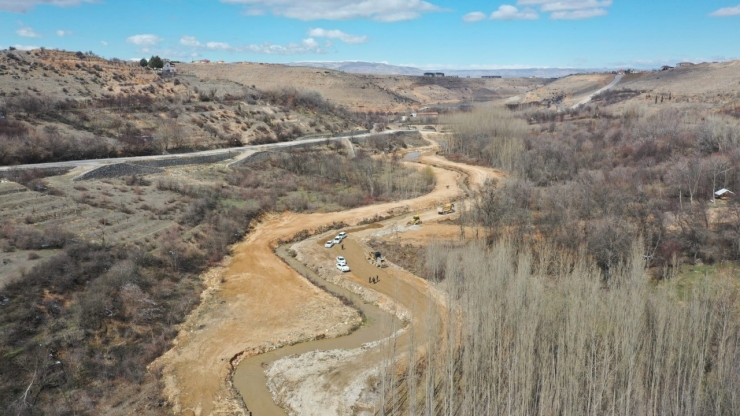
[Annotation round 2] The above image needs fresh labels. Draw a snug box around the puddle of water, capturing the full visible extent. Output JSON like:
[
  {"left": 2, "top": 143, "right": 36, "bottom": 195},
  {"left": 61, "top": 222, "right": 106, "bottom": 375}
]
[
  {"left": 403, "top": 151, "right": 421, "bottom": 161},
  {"left": 232, "top": 245, "right": 401, "bottom": 416}
]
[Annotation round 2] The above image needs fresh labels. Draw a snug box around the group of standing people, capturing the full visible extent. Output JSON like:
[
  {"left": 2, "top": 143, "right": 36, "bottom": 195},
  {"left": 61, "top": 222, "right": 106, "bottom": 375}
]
[{"left": 369, "top": 275, "right": 380, "bottom": 284}]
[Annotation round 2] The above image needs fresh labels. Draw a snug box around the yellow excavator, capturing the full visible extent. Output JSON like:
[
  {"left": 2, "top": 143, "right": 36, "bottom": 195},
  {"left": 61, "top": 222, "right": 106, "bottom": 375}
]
[{"left": 407, "top": 214, "right": 422, "bottom": 226}]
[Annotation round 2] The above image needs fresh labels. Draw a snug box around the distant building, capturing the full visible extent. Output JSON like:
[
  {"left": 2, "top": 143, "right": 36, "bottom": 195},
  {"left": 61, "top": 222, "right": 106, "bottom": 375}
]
[
  {"left": 660, "top": 65, "right": 674, "bottom": 71},
  {"left": 423, "top": 72, "right": 436, "bottom": 77},
  {"left": 677, "top": 62, "right": 695, "bottom": 67},
  {"left": 161, "top": 62, "right": 177, "bottom": 74},
  {"left": 195, "top": 59, "right": 210, "bottom": 64},
  {"left": 435, "top": 72, "right": 445, "bottom": 77},
  {"left": 482, "top": 75, "right": 502, "bottom": 79},
  {"left": 715, "top": 189, "right": 735, "bottom": 200}
]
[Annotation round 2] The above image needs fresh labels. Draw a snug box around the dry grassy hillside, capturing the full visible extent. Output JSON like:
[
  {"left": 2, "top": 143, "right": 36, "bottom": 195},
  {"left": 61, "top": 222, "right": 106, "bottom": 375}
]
[
  {"left": 621, "top": 61, "right": 740, "bottom": 96},
  {"left": 0, "top": 49, "right": 158, "bottom": 100},
  {"left": 517, "top": 73, "right": 615, "bottom": 106},
  {"left": 515, "top": 60, "right": 740, "bottom": 113},
  {"left": 0, "top": 50, "right": 359, "bottom": 165},
  {"left": 181, "top": 62, "right": 543, "bottom": 111}
]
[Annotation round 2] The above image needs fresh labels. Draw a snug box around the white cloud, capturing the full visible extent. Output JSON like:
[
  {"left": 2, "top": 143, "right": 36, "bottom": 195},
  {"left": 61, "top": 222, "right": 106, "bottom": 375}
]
[
  {"left": 56, "top": 30, "right": 72, "bottom": 37},
  {"left": 101, "top": 40, "right": 108, "bottom": 46},
  {"left": 16, "top": 22, "right": 41, "bottom": 38},
  {"left": 179, "top": 35, "right": 326, "bottom": 55},
  {"left": 243, "top": 8, "right": 265, "bottom": 15},
  {"left": 519, "top": 0, "right": 611, "bottom": 11},
  {"left": 462, "top": 11, "right": 487, "bottom": 22},
  {"left": 710, "top": 4, "right": 740, "bottom": 17},
  {"left": 13, "top": 44, "right": 40, "bottom": 51},
  {"left": 491, "top": 5, "right": 539, "bottom": 20},
  {"left": 307, "top": 28, "right": 368, "bottom": 44},
  {"left": 220, "top": 0, "right": 443, "bottom": 22},
  {"left": 0, "top": 0, "right": 95, "bottom": 13},
  {"left": 206, "top": 41, "right": 232, "bottom": 51},
  {"left": 550, "top": 8, "right": 607, "bottom": 19},
  {"left": 468, "top": 0, "right": 610, "bottom": 21},
  {"left": 180, "top": 35, "right": 202, "bottom": 47},
  {"left": 126, "top": 34, "right": 163, "bottom": 47}
]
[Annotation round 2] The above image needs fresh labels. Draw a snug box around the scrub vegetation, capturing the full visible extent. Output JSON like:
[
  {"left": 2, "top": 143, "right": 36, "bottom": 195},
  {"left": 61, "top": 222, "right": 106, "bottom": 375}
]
[{"left": 0, "top": 136, "right": 429, "bottom": 415}]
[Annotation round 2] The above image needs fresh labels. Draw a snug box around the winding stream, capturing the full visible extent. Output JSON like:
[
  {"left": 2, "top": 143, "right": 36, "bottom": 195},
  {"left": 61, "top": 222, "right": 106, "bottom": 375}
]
[{"left": 232, "top": 244, "right": 403, "bottom": 415}]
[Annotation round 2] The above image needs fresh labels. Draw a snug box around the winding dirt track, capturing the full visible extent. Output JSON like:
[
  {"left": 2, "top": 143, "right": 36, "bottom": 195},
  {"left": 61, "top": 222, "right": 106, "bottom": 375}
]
[{"left": 154, "top": 133, "right": 502, "bottom": 415}]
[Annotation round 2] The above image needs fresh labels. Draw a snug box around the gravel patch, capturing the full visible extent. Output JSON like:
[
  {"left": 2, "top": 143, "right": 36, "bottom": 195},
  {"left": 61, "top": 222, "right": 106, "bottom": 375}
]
[
  {"left": 74, "top": 163, "right": 163, "bottom": 181},
  {"left": 131, "top": 153, "right": 235, "bottom": 168}
]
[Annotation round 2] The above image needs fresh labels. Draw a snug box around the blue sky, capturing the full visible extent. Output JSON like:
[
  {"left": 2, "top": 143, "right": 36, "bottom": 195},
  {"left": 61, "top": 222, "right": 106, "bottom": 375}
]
[{"left": 1, "top": 0, "right": 740, "bottom": 69}]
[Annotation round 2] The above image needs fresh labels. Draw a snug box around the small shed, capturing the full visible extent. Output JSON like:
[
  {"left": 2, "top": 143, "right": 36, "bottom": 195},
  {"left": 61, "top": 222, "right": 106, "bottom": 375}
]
[{"left": 715, "top": 189, "right": 734, "bottom": 200}]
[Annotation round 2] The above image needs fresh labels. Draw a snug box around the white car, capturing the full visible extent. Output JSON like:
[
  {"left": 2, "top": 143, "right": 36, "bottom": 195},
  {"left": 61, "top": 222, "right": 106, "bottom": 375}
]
[
  {"left": 336, "top": 256, "right": 347, "bottom": 266},
  {"left": 338, "top": 231, "right": 347, "bottom": 240},
  {"left": 324, "top": 240, "right": 335, "bottom": 248},
  {"left": 336, "top": 263, "right": 350, "bottom": 272},
  {"left": 333, "top": 236, "right": 342, "bottom": 244}
]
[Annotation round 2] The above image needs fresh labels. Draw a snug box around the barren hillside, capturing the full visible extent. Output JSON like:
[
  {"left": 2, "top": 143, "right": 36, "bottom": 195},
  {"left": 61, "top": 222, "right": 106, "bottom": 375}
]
[
  {"left": 515, "top": 60, "right": 740, "bottom": 112},
  {"left": 0, "top": 50, "right": 359, "bottom": 166},
  {"left": 181, "top": 62, "right": 543, "bottom": 111}
]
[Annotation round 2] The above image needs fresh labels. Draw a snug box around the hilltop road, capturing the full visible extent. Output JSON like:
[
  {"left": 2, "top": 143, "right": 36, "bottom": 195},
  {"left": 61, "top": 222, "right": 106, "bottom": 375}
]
[{"left": 571, "top": 73, "right": 624, "bottom": 109}]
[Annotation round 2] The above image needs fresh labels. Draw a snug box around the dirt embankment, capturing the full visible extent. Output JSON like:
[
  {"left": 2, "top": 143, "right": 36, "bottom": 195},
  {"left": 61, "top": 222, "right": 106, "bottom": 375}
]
[
  {"left": 154, "top": 133, "right": 502, "bottom": 415},
  {"left": 257, "top": 137, "right": 504, "bottom": 414}
]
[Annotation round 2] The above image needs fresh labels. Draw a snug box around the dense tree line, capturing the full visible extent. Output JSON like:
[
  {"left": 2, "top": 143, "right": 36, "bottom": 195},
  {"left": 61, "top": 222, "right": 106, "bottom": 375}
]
[
  {"left": 443, "top": 106, "right": 740, "bottom": 275},
  {"left": 376, "top": 239, "right": 740, "bottom": 415}
]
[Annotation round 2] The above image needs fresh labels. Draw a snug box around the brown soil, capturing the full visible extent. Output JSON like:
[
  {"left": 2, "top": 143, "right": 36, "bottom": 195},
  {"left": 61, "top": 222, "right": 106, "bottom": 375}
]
[
  {"left": 181, "top": 63, "right": 542, "bottom": 111},
  {"left": 516, "top": 60, "right": 740, "bottom": 111},
  {"left": 154, "top": 133, "right": 503, "bottom": 415}
]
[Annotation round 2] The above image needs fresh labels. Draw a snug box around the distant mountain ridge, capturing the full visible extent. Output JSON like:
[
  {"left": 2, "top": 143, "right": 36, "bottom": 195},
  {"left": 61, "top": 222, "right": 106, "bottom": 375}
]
[{"left": 288, "top": 61, "right": 603, "bottom": 78}]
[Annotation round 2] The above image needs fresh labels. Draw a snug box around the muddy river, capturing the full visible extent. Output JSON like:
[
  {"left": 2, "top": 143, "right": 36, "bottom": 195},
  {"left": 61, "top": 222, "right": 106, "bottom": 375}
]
[{"left": 232, "top": 244, "right": 402, "bottom": 415}]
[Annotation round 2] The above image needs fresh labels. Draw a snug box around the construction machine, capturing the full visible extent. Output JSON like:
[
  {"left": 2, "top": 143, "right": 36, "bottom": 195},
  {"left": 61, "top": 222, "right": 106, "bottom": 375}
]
[
  {"left": 367, "top": 251, "right": 388, "bottom": 267},
  {"left": 437, "top": 203, "right": 455, "bottom": 215},
  {"left": 407, "top": 214, "right": 422, "bottom": 226}
]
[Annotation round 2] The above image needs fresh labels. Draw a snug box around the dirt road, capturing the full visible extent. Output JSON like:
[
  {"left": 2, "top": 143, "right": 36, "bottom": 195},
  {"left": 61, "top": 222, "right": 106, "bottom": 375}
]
[
  {"left": 154, "top": 133, "right": 502, "bottom": 415},
  {"left": 0, "top": 130, "right": 402, "bottom": 172},
  {"left": 571, "top": 74, "right": 624, "bottom": 109}
]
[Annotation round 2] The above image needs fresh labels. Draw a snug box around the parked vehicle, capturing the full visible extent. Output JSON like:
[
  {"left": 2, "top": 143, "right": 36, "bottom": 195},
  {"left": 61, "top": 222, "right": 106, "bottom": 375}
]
[
  {"left": 338, "top": 231, "right": 347, "bottom": 240},
  {"left": 325, "top": 240, "right": 335, "bottom": 248},
  {"left": 333, "top": 236, "right": 342, "bottom": 244},
  {"left": 336, "top": 256, "right": 347, "bottom": 266},
  {"left": 336, "top": 263, "right": 350, "bottom": 272},
  {"left": 437, "top": 203, "right": 455, "bottom": 215}
]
